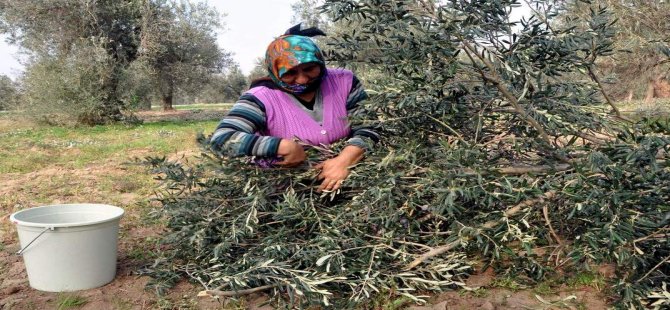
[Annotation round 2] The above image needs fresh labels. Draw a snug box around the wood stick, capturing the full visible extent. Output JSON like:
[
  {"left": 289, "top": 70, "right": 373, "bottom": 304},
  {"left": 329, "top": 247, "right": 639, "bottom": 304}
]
[
  {"left": 404, "top": 191, "right": 557, "bottom": 270},
  {"left": 198, "top": 284, "right": 277, "bottom": 298},
  {"left": 408, "top": 164, "right": 573, "bottom": 177},
  {"left": 636, "top": 253, "right": 670, "bottom": 283},
  {"left": 543, "top": 205, "right": 564, "bottom": 246}
]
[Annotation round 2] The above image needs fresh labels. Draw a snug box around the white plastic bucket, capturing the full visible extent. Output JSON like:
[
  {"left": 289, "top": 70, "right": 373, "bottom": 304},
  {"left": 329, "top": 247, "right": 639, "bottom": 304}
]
[{"left": 9, "top": 203, "right": 125, "bottom": 292}]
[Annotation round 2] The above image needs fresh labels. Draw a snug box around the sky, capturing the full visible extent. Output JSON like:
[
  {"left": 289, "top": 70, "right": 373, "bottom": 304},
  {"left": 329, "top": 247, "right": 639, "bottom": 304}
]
[
  {"left": 212, "top": 0, "right": 297, "bottom": 74},
  {"left": 0, "top": 1, "right": 530, "bottom": 79}
]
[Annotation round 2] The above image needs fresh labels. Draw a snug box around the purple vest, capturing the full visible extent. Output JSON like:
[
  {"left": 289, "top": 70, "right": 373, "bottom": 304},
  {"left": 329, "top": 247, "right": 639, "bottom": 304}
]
[{"left": 247, "top": 68, "right": 353, "bottom": 146}]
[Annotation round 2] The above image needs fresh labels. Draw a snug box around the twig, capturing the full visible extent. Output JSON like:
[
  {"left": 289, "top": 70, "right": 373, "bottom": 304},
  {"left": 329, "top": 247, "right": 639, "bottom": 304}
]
[
  {"left": 587, "top": 66, "right": 626, "bottom": 119},
  {"left": 543, "top": 205, "right": 564, "bottom": 246},
  {"left": 633, "top": 228, "right": 670, "bottom": 243},
  {"left": 497, "top": 164, "right": 572, "bottom": 175},
  {"left": 425, "top": 114, "right": 464, "bottom": 140},
  {"left": 354, "top": 246, "right": 378, "bottom": 299},
  {"left": 366, "top": 234, "right": 435, "bottom": 251},
  {"left": 636, "top": 253, "right": 670, "bottom": 283},
  {"left": 198, "top": 284, "right": 278, "bottom": 297},
  {"left": 404, "top": 191, "right": 557, "bottom": 270},
  {"left": 184, "top": 265, "right": 209, "bottom": 290},
  {"left": 455, "top": 164, "right": 573, "bottom": 176},
  {"left": 461, "top": 40, "right": 556, "bottom": 149}
]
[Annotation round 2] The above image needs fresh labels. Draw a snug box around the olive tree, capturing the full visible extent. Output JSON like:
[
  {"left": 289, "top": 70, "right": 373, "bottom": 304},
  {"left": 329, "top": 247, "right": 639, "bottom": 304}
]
[
  {"left": 0, "top": 0, "right": 142, "bottom": 124},
  {"left": 0, "top": 74, "right": 18, "bottom": 111},
  {"left": 556, "top": 0, "right": 670, "bottom": 101},
  {"left": 138, "top": 0, "right": 229, "bottom": 110},
  {"left": 247, "top": 57, "right": 267, "bottom": 84}
]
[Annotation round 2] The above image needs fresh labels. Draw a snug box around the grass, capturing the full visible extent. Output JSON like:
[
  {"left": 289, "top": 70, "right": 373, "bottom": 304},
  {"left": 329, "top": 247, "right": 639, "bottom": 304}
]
[
  {"left": 111, "top": 297, "right": 134, "bottom": 310},
  {"left": 458, "top": 287, "right": 490, "bottom": 299},
  {"left": 150, "top": 103, "right": 233, "bottom": 111},
  {"left": 615, "top": 98, "right": 670, "bottom": 112},
  {"left": 55, "top": 294, "right": 88, "bottom": 309},
  {"left": 616, "top": 98, "right": 670, "bottom": 121},
  {"left": 0, "top": 119, "right": 218, "bottom": 174},
  {"left": 567, "top": 272, "right": 606, "bottom": 291},
  {"left": 491, "top": 276, "right": 526, "bottom": 291}
]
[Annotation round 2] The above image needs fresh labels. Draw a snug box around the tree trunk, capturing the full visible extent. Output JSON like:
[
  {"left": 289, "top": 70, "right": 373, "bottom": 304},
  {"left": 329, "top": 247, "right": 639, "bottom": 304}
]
[
  {"left": 162, "top": 94, "right": 174, "bottom": 111},
  {"left": 645, "top": 74, "right": 665, "bottom": 103},
  {"left": 645, "top": 80, "right": 656, "bottom": 103}
]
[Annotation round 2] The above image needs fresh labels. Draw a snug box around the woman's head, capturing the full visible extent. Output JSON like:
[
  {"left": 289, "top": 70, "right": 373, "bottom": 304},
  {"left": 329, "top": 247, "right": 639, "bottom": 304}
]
[{"left": 264, "top": 25, "right": 326, "bottom": 94}]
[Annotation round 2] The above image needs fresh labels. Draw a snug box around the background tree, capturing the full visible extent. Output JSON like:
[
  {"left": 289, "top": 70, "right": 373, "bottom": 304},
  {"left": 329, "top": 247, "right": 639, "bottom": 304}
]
[
  {"left": 0, "top": 0, "right": 143, "bottom": 124},
  {"left": 183, "top": 63, "right": 247, "bottom": 104},
  {"left": 247, "top": 57, "right": 268, "bottom": 84},
  {"left": 291, "top": 0, "right": 330, "bottom": 31},
  {"left": 138, "top": 0, "right": 229, "bottom": 110},
  {"left": 556, "top": 0, "right": 670, "bottom": 102},
  {"left": 219, "top": 64, "right": 247, "bottom": 102},
  {"left": 0, "top": 75, "right": 18, "bottom": 111}
]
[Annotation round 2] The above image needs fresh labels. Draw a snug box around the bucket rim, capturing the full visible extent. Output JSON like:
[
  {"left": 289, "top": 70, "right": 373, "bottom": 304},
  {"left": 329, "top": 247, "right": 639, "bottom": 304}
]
[{"left": 9, "top": 203, "right": 125, "bottom": 228}]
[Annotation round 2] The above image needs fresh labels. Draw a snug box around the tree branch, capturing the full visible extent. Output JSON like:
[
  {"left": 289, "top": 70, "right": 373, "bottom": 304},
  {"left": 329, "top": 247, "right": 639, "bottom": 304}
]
[
  {"left": 198, "top": 284, "right": 278, "bottom": 298},
  {"left": 405, "top": 191, "right": 557, "bottom": 270},
  {"left": 587, "top": 66, "right": 626, "bottom": 119},
  {"left": 461, "top": 41, "right": 556, "bottom": 150}
]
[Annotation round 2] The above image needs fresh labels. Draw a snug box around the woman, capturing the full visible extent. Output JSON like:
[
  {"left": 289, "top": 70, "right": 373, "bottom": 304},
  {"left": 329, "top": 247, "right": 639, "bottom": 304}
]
[{"left": 210, "top": 24, "right": 379, "bottom": 192}]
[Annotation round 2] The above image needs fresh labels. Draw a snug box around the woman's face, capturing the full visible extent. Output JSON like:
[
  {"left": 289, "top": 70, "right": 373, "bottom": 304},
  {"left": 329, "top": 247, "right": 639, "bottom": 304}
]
[{"left": 279, "top": 62, "right": 322, "bottom": 86}]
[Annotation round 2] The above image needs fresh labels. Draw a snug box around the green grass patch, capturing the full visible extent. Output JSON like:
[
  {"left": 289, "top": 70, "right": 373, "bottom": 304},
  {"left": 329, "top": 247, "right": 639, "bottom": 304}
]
[
  {"left": 55, "top": 294, "right": 88, "bottom": 309},
  {"left": 0, "top": 119, "right": 218, "bottom": 173},
  {"left": 533, "top": 281, "right": 557, "bottom": 295},
  {"left": 491, "top": 276, "right": 526, "bottom": 291},
  {"left": 150, "top": 103, "right": 233, "bottom": 111},
  {"left": 567, "top": 272, "right": 605, "bottom": 291},
  {"left": 459, "top": 287, "right": 489, "bottom": 298},
  {"left": 366, "top": 292, "right": 413, "bottom": 310},
  {"left": 616, "top": 99, "right": 670, "bottom": 121}
]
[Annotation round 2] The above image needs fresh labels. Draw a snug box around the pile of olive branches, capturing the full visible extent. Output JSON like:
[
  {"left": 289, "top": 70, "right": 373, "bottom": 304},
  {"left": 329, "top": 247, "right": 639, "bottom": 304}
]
[
  {"left": 142, "top": 143, "right": 476, "bottom": 307},
  {"left": 142, "top": 0, "right": 670, "bottom": 308}
]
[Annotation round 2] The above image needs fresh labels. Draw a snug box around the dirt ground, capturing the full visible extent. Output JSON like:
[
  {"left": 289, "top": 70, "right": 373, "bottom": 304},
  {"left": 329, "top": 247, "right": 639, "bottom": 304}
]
[{"left": 0, "top": 110, "right": 611, "bottom": 309}]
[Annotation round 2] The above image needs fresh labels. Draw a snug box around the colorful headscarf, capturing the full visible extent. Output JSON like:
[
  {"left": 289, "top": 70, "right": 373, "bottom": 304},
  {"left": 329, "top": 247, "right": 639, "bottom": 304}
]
[{"left": 265, "top": 24, "right": 326, "bottom": 94}]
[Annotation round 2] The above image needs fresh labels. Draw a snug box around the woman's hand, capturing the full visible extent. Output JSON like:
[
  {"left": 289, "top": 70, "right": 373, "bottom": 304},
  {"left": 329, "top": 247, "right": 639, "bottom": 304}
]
[
  {"left": 315, "top": 145, "right": 365, "bottom": 192},
  {"left": 276, "top": 139, "right": 306, "bottom": 167}
]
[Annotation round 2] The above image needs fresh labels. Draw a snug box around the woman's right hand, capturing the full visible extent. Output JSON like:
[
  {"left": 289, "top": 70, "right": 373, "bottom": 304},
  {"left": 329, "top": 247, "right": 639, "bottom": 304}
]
[{"left": 276, "top": 139, "right": 306, "bottom": 167}]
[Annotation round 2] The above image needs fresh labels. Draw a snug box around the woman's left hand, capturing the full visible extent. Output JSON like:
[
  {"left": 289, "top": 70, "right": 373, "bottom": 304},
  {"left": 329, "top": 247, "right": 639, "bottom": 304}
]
[
  {"left": 315, "top": 156, "right": 350, "bottom": 192},
  {"left": 315, "top": 145, "right": 365, "bottom": 192}
]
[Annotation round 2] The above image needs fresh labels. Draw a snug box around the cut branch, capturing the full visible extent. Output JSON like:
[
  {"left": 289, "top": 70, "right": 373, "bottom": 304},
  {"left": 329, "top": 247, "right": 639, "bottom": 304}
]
[
  {"left": 407, "top": 164, "right": 573, "bottom": 178},
  {"left": 405, "top": 191, "right": 557, "bottom": 270},
  {"left": 198, "top": 284, "right": 278, "bottom": 298}
]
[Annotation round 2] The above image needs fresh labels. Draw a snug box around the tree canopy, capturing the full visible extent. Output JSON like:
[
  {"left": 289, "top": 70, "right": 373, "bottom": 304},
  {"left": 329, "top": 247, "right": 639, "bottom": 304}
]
[
  {"left": 138, "top": 0, "right": 230, "bottom": 110},
  {"left": 0, "top": 74, "right": 18, "bottom": 111},
  {"left": 0, "top": 0, "right": 232, "bottom": 123}
]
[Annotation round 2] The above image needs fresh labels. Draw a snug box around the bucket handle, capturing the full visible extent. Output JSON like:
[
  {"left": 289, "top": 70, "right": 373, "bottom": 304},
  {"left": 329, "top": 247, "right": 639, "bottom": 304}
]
[{"left": 16, "top": 226, "right": 54, "bottom": 256}]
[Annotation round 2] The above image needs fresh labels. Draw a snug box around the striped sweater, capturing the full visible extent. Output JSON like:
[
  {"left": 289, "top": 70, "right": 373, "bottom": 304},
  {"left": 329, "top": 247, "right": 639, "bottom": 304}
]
[{"left": 210, "top": 75, "right": 380, "bottom": 157}]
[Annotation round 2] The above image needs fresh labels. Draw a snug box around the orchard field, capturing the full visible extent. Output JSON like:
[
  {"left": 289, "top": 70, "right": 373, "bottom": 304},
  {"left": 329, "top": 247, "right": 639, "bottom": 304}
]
[{"left": 1, "top": 108, "right": 612, "bottom": 310}]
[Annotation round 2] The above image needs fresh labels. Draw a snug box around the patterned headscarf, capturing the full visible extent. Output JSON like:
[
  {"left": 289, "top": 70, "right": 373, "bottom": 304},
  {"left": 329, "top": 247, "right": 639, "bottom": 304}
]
[{"left": 265, "top": 24, "right": 326, "bottom": 94}]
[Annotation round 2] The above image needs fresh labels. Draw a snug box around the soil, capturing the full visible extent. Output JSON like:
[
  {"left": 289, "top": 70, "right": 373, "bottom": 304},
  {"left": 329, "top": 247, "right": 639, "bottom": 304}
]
[{"left": 0, "top": 110, "right": 611, "bottom": 309}]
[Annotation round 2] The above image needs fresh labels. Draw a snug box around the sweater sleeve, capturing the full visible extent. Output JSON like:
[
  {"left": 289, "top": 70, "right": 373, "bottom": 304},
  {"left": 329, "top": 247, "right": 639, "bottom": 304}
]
[
  {"left": 210, "top": 93, "right": 281, "bottom": 157},
  {"left": 345, "top": 75, "right": 381, "bottom": 151}
]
